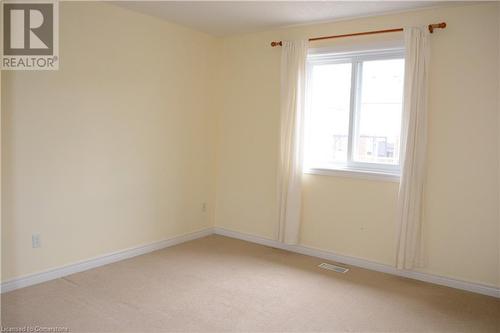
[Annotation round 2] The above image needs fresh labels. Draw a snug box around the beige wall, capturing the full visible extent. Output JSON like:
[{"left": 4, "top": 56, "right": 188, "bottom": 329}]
[
  {"left": 0, "top": 51, "right": 3, "bottom": 312},
  {"left": 214, "top": 3, "right": 500, "bottom": 287},
  {"left": 497, "top": 4, "right": 500, "bottom": 289},
  {"left": 1, "top": 2, "right": 218, "bottom": 280}
]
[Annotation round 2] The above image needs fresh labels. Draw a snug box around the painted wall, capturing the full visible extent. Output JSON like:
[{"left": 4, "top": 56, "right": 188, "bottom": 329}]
[
  {"left": 1, "top": 3, "right": 218, "bottom": 280},
  {"left": 214, "top": 3, "right": 500, "bottom": 287},
  {"left": 497, "top": 4, "right": 500, "bottom": 289}
]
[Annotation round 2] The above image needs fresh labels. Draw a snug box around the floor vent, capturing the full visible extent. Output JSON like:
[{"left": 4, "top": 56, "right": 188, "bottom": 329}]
[{"left": 318, "top": 263, "right": 349, "bottom": 273}]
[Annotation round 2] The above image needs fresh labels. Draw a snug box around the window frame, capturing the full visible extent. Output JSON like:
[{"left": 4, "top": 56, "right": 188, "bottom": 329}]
[{"left": 304, "top": 48, "right": 405, "bottom": 182}]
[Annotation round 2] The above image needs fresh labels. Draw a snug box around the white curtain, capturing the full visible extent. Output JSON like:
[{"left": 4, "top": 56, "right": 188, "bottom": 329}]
[
  {"left": 277, "top": 40, "right": 309, "bottom": 244},
  {"left": 396, "top": 27, "right": 431, "bottom": 269}
]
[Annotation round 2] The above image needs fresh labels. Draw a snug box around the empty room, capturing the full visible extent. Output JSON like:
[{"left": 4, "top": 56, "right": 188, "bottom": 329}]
[{"left": 1, "top": 1, "right": 500, "bottom": 332}]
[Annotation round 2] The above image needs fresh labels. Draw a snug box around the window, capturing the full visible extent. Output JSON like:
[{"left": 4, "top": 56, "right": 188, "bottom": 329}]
[{"left": 304, "top": 49, "right": 405, "bottom": 180}]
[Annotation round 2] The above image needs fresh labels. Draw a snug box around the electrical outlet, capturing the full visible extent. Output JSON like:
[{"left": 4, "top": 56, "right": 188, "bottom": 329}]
[
  {"left": 201, "top": 202, "right": 207, "bottom": 213},
  {"left": 32, "top": 234, "right": 41, "bottom": 248}
]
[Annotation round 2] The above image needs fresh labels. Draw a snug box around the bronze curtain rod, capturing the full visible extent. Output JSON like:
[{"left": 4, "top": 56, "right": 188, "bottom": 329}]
[{"left": 270, "top": 22, "right": 446, "bottom": 47}]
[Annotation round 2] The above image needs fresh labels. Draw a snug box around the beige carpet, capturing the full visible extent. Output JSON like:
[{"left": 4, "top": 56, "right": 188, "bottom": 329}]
[{"left": 2, "top": 235, "right": 499, "bottom": 332}]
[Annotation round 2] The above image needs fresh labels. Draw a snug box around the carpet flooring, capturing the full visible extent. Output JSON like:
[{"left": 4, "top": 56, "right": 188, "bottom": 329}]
[{"left": 2, "top": 235, "right": 499, "bottom": 332}]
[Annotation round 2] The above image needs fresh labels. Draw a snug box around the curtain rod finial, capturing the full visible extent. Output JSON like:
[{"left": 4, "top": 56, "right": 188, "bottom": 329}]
[
  {"left": 271, "top": 41, "right": 282, "bottom": 47},
  {"left": 429, "top": 22, "right": 446, "bottom": 33}
]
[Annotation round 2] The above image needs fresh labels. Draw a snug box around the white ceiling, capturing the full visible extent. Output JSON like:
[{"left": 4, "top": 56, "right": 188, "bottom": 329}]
[{"left": 115, "top": 1, "right": 464, "bottom": 37}]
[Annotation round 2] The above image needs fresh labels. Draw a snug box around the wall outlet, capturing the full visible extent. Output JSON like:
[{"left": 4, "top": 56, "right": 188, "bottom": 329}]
[
  {"left": 201, "top": 202, "right": 207, "bottom": 213},
  {"left": 32, "top": 234, "right": 41, "bottom": 248}
]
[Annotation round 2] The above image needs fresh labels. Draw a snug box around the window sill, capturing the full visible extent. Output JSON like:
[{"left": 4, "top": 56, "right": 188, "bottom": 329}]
[{"left": 304, "top": 167, "right": 400, "bottom": 183}]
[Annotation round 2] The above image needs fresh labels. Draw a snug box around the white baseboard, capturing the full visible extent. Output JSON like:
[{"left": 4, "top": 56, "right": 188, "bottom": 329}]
[
  {"left": 0, "top": 228, "right": 213, "bottom": 294},
  {"left": 3, "top": 226, "right": 498, "bottom": 299},
  {"left": 213, "top": 227, "right": 500, "bottom": 299}
]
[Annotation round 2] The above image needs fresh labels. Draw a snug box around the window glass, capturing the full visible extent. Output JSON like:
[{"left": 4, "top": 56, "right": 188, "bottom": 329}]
[
  {"left": 353, "top": 59, "right": 404, "bottom": 165},
  {"left": 306, "top": 63, "right": 351, "bottom": 167}
]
